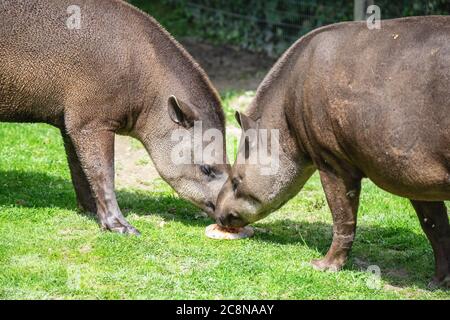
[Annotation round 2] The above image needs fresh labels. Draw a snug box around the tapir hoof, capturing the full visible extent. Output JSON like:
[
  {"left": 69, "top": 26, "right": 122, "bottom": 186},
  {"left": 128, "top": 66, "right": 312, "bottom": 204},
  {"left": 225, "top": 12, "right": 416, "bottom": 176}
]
[
  {"left": 311, "top": 258, "right": 344, "bottom": 272},
  {"left": 117, "top": 224, "right": 141, "bottom": 236},
  {"left": 427, "top": 275, "right": 450, "bottom": 290},
  {"left": 101, "top": 217, "right": 141, "bottom": 235},
  {"left": 443, "top": 276, "right": 450, "bottom": 289}
]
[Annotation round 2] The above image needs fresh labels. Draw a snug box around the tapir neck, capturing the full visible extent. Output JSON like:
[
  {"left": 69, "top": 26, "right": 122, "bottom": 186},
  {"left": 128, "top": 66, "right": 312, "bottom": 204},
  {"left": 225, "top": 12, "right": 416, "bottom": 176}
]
[
  {"left": 128, "top": 9, "right": 223, "bottom": 138},
  {"left": 248, "top": 29, "right": 321, "bottom": 161},
  {"left": 242, "top": 31, "right": 318, "bottom": 207},
  {"left": 249, "top": 63, "right": 308, "bottom": 161},
  {"left": 127, "top": 11, "right": 224, "bottom": 179}
]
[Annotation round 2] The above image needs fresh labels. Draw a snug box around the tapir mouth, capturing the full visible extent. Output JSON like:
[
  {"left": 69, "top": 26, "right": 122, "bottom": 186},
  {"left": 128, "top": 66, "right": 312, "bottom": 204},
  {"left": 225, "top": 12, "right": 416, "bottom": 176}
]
[{"left": 217, "top": 212, "right": 249, "bottom": 228}]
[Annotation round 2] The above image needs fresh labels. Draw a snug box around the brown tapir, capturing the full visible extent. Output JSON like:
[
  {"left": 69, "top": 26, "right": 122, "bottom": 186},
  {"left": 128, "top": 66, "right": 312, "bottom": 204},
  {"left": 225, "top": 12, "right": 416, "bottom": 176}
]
[
  {"left": 215, "top": 16, "right": 450, "bottom": 287},
  {"left": 0, "top": 0, "right": 229, "bottom": 234}
]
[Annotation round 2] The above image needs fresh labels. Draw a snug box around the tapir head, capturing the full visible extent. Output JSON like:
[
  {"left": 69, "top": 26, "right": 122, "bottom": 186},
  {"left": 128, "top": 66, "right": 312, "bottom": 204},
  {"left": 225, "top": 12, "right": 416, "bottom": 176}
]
[
  {"left": 215, "top": 111, "right": 315, "bottom": 227},
  {"left": 136, "top": 95, "right": 230, "bottom": 217}
]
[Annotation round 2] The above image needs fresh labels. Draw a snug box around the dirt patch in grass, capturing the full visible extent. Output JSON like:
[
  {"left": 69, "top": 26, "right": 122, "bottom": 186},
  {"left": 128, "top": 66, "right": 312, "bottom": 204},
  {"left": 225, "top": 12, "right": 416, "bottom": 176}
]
[
  {"left": 114, "top": 135, "right": 159, "bottom": 190},
  {"left": 181, "top": 38, "right": 275, "bottom": 92}
]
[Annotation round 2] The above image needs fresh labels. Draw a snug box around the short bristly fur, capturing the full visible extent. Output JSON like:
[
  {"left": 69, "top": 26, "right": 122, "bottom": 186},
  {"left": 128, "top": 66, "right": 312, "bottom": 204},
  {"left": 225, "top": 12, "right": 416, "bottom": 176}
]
[{"left": 0, "top": 0, "right": 229, "bottom": 234}]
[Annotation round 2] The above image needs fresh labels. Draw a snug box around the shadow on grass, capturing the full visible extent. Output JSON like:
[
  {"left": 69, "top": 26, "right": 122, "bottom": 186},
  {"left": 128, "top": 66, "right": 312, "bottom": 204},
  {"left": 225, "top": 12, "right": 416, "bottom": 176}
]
[
  {"left": 0, "top": 170, "right": 207, "bottom": 226},
  {"left": 254, "top": 218, "right": 437, "bottom": 290},
  {"left": 0, "top": 170, "right": 438, "bottom": 290}
]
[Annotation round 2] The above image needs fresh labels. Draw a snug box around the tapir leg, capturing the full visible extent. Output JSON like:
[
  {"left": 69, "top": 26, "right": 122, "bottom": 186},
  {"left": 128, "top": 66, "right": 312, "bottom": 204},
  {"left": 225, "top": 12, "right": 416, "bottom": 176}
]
[
  {"left": 410, "top": 200, "right": 450, "bottom": 288},
  {"left": 312, "top": 170, "right": 361, "bottom": 271},
  {"left": 61, "top": 131, "right": 97, "bottom": 213},
  {"left": 67, "top": 129, "right": 140, "bottom": 235}
]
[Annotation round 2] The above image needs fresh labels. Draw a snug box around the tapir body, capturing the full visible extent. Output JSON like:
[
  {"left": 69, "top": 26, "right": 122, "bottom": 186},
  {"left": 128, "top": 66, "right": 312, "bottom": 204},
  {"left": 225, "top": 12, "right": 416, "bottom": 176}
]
[
  {"left": 216, "top": 16, "right": 450, "bottom": 287},
  {"left": 0, "top": 0, "right": 229, "bottom": 234}
]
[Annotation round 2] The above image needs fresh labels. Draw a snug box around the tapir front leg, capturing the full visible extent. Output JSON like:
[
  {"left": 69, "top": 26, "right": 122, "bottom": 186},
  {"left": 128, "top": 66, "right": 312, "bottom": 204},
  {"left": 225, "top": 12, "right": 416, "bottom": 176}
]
[
  {"left": 61, "top": 131, "right": 97, "bottom": 214},
  {"left": 67, "top": 129, "right": 140, "bottom": 235},
  {"left": 312, "top": 170, "right": 361, "bottom": 271}
]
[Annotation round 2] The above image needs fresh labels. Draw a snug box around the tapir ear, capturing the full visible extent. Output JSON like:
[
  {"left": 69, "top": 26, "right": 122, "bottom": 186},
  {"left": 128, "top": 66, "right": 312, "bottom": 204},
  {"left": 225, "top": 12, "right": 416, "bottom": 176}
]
[
  {"left": 168, "top": 95, "right": 199, "bottom": 128},
  {"left": 235, "top": 111, "right": 257, "bottom": 131}
]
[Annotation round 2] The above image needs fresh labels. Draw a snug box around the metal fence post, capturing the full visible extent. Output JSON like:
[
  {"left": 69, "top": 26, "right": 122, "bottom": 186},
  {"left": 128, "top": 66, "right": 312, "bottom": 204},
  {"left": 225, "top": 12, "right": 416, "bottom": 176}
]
[{"left": 354, "top": 0, "right": 375, "bottom": 21}]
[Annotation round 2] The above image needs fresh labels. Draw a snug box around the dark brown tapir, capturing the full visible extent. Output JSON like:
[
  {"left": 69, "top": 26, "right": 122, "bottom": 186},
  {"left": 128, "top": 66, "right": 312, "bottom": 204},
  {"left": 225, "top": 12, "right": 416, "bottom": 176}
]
[
  {"left": 216, "top": 16, "right": 450, "bottom": 287},
  {"left": 0, "top": 0, "right": 229, "bottom": 234}
]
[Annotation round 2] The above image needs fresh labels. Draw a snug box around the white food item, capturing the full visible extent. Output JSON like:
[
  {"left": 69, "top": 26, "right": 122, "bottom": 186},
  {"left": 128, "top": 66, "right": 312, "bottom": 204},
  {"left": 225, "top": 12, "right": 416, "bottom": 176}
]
[{"left": 205, "top": 224, "right": 254, "bottom": 240}]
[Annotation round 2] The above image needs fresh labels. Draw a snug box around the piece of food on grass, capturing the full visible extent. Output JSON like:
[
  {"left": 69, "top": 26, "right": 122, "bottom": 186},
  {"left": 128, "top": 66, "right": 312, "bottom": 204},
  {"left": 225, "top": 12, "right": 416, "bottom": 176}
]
[{"left": 205, "top": 224, "right": 254, "bottom": 240}]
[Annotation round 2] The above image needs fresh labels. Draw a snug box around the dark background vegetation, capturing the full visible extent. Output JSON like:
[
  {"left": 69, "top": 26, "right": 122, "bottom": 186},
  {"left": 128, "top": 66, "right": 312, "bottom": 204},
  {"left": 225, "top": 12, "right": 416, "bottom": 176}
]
[{"left": 130, "top": 0, "right": 450, "bottom": 56}]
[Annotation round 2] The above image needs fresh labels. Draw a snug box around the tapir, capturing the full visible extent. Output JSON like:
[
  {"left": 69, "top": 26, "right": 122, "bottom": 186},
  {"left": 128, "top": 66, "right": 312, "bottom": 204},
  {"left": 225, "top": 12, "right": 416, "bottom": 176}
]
[
  {"left": 0, "top": 0, "right": 229, "bottom": 234},
  {"left": 215, "top": 16, "right": 450, "bottom": 287}
]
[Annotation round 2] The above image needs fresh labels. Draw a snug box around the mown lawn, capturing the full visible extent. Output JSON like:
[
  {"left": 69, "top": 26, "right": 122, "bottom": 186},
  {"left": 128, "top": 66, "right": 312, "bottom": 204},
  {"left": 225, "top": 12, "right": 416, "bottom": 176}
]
[{"left": 0, "top": 92, "right": 449, "bottom": 300}]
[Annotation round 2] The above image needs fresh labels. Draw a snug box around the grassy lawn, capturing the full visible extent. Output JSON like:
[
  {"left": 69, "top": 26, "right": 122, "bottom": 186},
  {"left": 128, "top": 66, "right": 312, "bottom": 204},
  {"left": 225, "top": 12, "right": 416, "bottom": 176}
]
[{"left": 0, "top": 92, "right": 449, "bottom": 300}]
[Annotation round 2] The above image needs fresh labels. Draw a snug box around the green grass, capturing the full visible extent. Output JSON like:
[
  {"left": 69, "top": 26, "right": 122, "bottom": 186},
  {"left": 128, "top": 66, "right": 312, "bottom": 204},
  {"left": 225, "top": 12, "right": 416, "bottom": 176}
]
[{"left": 0, "top": 93, "right": 449, "bottom": 300}]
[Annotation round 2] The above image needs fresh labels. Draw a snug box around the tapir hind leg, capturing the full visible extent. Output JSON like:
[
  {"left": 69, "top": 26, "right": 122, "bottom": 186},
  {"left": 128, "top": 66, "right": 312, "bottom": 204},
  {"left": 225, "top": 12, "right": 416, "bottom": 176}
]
[
  {"left": 410, "top": 200, "right": 450, "bottom": 288},
  {"left": 61, "top": 130, "right": 97, "bottom": 214},
  {"left": 311, "top": 170, "right": 361, "bottom": 271}
]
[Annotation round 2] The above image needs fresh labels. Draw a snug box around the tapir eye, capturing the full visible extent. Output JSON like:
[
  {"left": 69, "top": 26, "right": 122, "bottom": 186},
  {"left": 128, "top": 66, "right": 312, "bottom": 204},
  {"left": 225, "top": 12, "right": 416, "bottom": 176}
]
[{"left": 200, "top": 165, "right": 216, "bottom": 178}]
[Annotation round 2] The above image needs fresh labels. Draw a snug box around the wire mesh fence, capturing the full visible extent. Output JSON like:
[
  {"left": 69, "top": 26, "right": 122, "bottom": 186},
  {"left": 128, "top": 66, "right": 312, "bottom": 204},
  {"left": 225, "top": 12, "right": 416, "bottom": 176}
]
[
  {"left": 182, "top": 0, "right": 351, "bottom": 54},
  {"left": 184, "top": 0, "right": 327, "bottom": 45},
  {"left": 162, "top": 0, "right": 450, "bottom": 56}
]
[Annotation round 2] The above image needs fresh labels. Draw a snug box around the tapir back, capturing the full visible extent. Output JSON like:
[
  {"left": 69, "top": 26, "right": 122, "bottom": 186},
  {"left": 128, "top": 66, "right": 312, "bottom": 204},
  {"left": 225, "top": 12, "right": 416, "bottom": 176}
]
[
  {"left": 300, "top": 17, "right": 450, "bottom": 198},
  {"left": 0, "top": 0, "right": 148, "bottom": 125}
]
